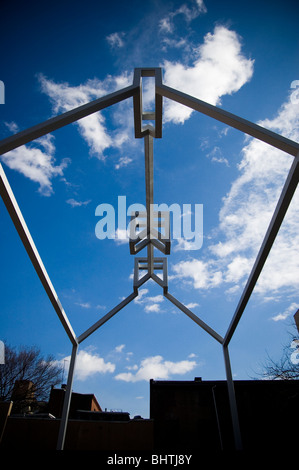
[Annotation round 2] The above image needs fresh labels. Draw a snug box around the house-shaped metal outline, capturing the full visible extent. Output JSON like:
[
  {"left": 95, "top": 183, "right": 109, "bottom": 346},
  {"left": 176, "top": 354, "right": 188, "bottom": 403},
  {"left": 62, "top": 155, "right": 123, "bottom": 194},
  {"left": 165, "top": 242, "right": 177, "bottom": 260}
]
[{"left": 0, "top": 68, "right": 298, "bottom": 450}]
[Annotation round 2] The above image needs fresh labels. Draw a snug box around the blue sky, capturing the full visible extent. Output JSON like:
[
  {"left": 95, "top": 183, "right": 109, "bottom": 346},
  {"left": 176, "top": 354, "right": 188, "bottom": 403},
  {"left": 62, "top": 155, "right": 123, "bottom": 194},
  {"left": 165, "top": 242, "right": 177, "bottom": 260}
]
[{"left": 1, "top": 0, "right": 299, "bottom": 418}]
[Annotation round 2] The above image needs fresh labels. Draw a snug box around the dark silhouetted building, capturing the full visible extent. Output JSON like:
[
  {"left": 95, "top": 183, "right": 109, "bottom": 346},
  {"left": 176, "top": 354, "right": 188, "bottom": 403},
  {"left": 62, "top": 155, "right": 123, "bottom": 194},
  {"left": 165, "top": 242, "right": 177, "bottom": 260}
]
[{"left": 150, "top": 378, "right": 299, "bottom": 450}]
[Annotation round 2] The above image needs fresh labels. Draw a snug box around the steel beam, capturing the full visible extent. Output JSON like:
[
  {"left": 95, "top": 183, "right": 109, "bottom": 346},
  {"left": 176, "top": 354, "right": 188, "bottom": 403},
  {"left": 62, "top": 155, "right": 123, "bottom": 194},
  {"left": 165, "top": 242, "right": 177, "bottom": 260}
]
[
  {"left": 164, "top": 292, "right": 224, "bottom": 344},
  {"left": 223, "top": 345, "right": 243, "bottom": 450},
  {"left": 0, "top": 84, "right": 139, "bottom": 156},
  {"left": 0, "top": 163, "right": 77, "bottom": 345},
  {"left": 56, "top": 342, "right": 78, "bottom": 450},
  {"left": 224, "top": 152, "right": 299, "bottom": 346},
  {"left": 156, "top": 83, "right": 299, "bottom": 157},
  {"left": 144, "top": 133, "right": 154, "bottom": 274},
  {"left": 77, "top": 292, "right": 138, "bottom": 344}
]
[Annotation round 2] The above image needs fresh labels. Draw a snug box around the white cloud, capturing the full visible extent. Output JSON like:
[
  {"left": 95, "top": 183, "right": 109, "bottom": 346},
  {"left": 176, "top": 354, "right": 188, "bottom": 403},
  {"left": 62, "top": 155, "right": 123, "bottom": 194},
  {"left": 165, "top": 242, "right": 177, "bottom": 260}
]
[
  {"left": 185, "top": 302, "right": 199, "bottom": 309},
  {"left": 1, "top": 134, "right": 69, "bottom": 196},
  {"left": 171, "top": 88, "right": 299, "bottom": 298},
  {"left": 159, "top": 1, "right": 207, "bottom": 34},
  {"left": 106, "top": 32, "right": 125, "bottom": 48},
  {"left": 206, "top": 146, "right": 229, "bottom": 166},
  {"left": 162, "top": 26, "right": 254, "bottom": 123},
  {"left": 115, "top": 355, "right": 197, "bottom": 382},
  {"left": 4, "top": 121, "right": 19, "bottom": 133},
  {"left": 174, "top": 238, "right": 200, "bottom": 251},
  {"left": 75, "top": 302, "right": 91, "bottom": 309},
  {"left": 172, "top": 258, "right": 222, "bottom": 290},
  {"left": 134, "top": 288, "right": 149, "bottom": 302},
  {"left": 39, "top": 73, "right": 132, "bottom": 160},
  {"left": 195, "top": 0, "right": 207, "bottom": 13},
  {"left": 55, "top": 349, "right": 115, "bottom": 381},
  {"left": 188, "top": 352, "right": 197, "bottom": 358},
  {"left": 145, "top": 303, "right": 161, "bottom": 313},
  {"left": 134, "top": 288, "right": 164, "bottom": 313},
  {"left": 114, "top": 228, "right": 129, "bottom": 244},
  {"left": 271, "top": 302, "right": 299, "bottom": 322},
  {"left": 66, "top": 198, "right": 91, "bottom": 207},
  {"left": 115, "top": 156, "right": 133, "bottom": 170},
  {"left": 159, "top": 17, "right": 173, "bottom": 34},
  {"left": 115, "top": 344, "right": 126, "bottom": 353}
]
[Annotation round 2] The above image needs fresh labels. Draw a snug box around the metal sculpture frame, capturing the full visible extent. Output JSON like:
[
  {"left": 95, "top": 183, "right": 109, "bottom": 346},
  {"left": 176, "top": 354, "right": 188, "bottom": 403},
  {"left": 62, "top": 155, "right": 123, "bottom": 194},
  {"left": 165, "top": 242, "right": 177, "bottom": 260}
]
[{"left": 0, "top": 68, "right": 298, "bottom": 451}]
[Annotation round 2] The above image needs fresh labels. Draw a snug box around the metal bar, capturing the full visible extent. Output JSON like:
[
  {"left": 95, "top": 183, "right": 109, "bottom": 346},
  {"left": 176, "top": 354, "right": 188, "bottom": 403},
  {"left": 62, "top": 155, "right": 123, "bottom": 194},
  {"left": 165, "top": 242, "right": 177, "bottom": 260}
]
[
  {"left": 144, "top": 134, "right": 154, "bottom": 274},
  {"left": 56, "top": 342, "right": 78, "bottom": 450},
  {"left": 224, "top": 153, "right": 299, "bottom": 346},
  {"left": 154, "top": 68, "right": 163, "bottom": 138},
  {"left": 0, "top": 84, "right": 139, "bottom": 155},
  {"left": 223, "top": 345, "right": 243, "bottom": 450},
  {"left": 156, "top": 83, "right": 299, "bottom": 157},
  {"left": 133, "top": 68, "right": 162, "bottom": 138},
  {"left": 212, "top": 386, "right": 224, "bottom": 451},
  {"left": 164, "top": 292, "right": 224, "bottom": 344},
  {"left": 0, "top": 163, "right": 77, "bottom": 345},
  {"left": 133, "top": 69, "right": 143, "bottom": 138},
  {"left": 77, "top": 292, "right": 138, "bottom": 343}
]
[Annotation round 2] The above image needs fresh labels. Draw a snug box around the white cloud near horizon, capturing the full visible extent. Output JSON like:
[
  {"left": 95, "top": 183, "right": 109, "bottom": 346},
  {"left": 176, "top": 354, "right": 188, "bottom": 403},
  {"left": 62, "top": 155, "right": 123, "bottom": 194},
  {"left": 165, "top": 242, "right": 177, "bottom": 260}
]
[
  {"left": 115, "top": 354, "right": 197, "bottom": 382},
  {"left": 162, "top": 25, "right": 254, "bottom": 124},
  {"left": 171, "top": 88, "right": 299, "bottom": 299},
  {"left": 55, "top": 349, "right": 115, "bottom": 381}
]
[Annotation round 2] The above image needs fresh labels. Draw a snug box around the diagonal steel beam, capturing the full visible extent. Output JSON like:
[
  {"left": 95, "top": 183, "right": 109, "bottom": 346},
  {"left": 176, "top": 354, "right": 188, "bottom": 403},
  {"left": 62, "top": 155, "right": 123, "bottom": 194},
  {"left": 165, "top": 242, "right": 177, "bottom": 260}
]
[
  {"left": 0, "top": 84, "right": 139, "bottom": 156},
  {"left": 224, "top": 152, "right": 299, "bottom": 346},
  {"left": 165, "top": 292, "right": 224, "bottom": 344},
  {"left": 156, "top": 83, "right": 299, "bottom": 157},
  {"left": 0, "top": 163, "right": 77, "bottom": 345},
  {"left": 77, "top": 292, "right": 138, "bottom": 344}
]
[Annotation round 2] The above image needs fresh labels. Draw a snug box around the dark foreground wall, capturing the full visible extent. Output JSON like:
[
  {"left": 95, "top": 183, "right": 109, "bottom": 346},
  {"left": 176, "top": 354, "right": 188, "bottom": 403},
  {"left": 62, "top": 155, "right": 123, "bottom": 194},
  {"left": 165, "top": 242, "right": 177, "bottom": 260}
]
[
  {"left": 150, "top": 379, "right": 299, "bottom": 451},
  {"left": 0, "top": 416, "right": 154, "bottom": 451}
]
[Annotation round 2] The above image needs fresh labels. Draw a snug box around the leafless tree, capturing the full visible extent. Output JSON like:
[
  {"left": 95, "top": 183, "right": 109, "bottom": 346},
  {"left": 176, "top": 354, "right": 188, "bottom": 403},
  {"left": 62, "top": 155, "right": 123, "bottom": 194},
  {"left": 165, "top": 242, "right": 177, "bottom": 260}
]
[
  {"left": 259, "top": 327, "right": 299, "bottom": 380},
  {"left": 0, "top": 344, "right": 63, "bottom": 412}
]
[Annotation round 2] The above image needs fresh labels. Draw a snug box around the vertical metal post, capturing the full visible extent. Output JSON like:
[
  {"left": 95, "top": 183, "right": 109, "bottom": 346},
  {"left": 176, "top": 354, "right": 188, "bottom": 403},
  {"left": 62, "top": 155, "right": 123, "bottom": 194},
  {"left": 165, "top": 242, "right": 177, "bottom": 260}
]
[
  {"left": 144, "top": 133, "right": 154, "bottom": 274},
  {"left": 56, "top": 342, "right": 78, "bottom": 450},
  {"left": 223, "top": 345, "right": 243, "bottom": 450}
]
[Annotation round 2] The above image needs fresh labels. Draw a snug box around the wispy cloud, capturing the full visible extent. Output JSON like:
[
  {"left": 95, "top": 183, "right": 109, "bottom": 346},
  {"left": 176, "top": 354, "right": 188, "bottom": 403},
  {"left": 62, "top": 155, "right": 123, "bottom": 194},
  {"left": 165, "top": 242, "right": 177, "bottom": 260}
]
[
  {"left": 75, "top": 302, "right": 91, "bottom": 309},
  {"left": 159, "top": 0, "right": 207, "bottom": 34},
  {"left": 66, "top": 198, "right": 91, "bottom": 207},
  {"left": 106, "top": 32, "right": 125, "bottom": 48},
  {"left": 115, "top": 344, "right": 126, "bottom": 353},
  {"left": 114, "top": 156, "right": 133, "bottom": 170},
  {"left": 115, "top": 354, "right": 197, "bottom": 382},
  {"left": 171, "top": 87, "right": 299, "bottom": 298},
  {"left": 206, "top": 146, "right": 229, "bottom": 166},
  {"left": 75, "top": 300, "right": 106, "bottom": 310}
]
